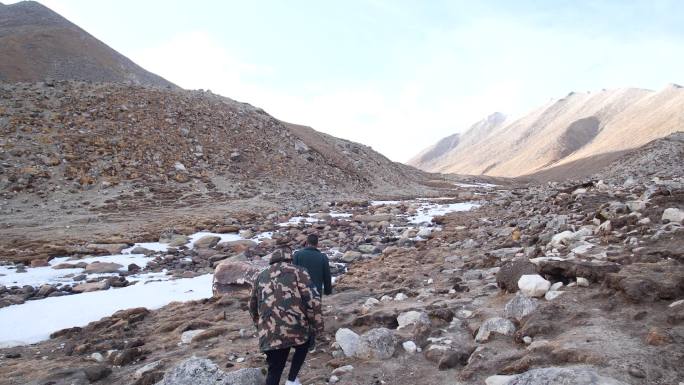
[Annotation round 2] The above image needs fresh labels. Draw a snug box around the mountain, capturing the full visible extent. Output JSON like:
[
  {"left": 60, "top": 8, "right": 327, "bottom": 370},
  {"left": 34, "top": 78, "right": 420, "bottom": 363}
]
[
  {"left": 0, "top": 1, "right": 175, "bottom": 87},
  {"left": 410, "top": 86, "right": 684, "bottom": 178},
  {"left": 408, "top": 112, "right": 506, "bottom": 170}
]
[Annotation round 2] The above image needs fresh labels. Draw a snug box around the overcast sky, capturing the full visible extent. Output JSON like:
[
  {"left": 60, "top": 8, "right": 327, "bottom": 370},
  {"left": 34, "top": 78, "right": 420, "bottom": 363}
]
[{"left": 10, "top": 0, "right": 684, "bottom": 161}]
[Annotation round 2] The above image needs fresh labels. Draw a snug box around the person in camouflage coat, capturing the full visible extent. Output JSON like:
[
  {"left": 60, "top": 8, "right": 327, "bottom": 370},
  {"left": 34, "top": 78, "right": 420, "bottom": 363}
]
[{"left": 249, "top": 248, "right": 323, "bottom": 385}]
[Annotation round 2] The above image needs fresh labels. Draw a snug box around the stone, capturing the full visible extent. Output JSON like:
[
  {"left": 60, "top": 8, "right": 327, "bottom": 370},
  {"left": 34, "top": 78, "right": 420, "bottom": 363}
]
[
  {"left": 180, "top": 329, "right": 206, "bottom": 344},
  {"left": 353, "top": 214, "right": 393, "bottom": 223},
  {"left": 30, "top": 259, "right": 49, "bottom": 267},
  {"left": 402, "top": 341, "right": 417, "bottom": 354},
  {"left": 72, "top": 280, "right": 111, "bottom": 293},
  {"left": 544, "top": 291, "right": 563, "bottom": 301},
  {"left": 193, "top": 235, "right": 221, "bottom": 249},
  {"left": 662, "top": 208, "right": 684, "bottom": 224},
  {"left": 394, "top": 292, "right": 408, "bottom": 301},
  {"left": 357, "top": 244, "right": 376, "bottom": 254},
  {"left": 486, "top": 375, "right": 516, "bottom": 385},
  {"left": 85, "top": 243, "right": 129, "bottom": 255},
  {"left": 130, "top": 246, "right": 154, "bottom": 256},
  {"left": 331, "top": 365, "right": 354, "bottom": 376},
  {"left": 518, "top": 274, "right": 551, "bottom": 298},
  {"left": 109, "top": 348, "right": 142, "bottom": 366},
  {"left": 397, "top": 311, "right": 430, "bottom": 329},
  {"left": 36, "top": 284, "right": 56, "bottom": 297},
  {"left": 536, "top": 259, "right": 620, "bottom": 282},
  {"left": 363, "top": 298, "right": 380, "bottom": 307},
  {"left": 340, "top": 251, "right": 362, "bottom": 263},
  {"left": 335, "top": 328, "right": 361, "bottom": 357},
  {"left": 156, "top": 357, "right": 265, "bottom": 385},
  {"left": 329, "top": 375, "right": 339, "bottom": 383},
  {"left": 212, "top": 260, "right": 268, "bottom": 295},
  {"left": 502, "top": 366, "right": 627, "bottom": 384},
  {"left": 84, "top": 262, "right": 123, "bottom": 274},
  {"left": 503, "top": 293, "right": 539, "bottom": 321},
  {"left": 497, "top": 260, "right": 538, "bottom": 293},
  {"left": 357, "top": 328, "right": 396, "bottom": 360},
  {"left": 134, "top": 361, "right": 163, "bottom": 379},
  {"left": 162, "top": 234, "right": 189, "bottom": 247},
  {"left": 576, "top": 277, "right": 589, "bottom": 287},
  {"left": 605, "top": 262, "right": 683, "bottom": 303},
  {"left": 475, "top": 317, "right": 516, "bottom": 342},
  {"left": 83, "top": 365, "right": 112, "bottom": 382},
  {"left": 549, "top": 231, "right": 575, "bottom": 247}
]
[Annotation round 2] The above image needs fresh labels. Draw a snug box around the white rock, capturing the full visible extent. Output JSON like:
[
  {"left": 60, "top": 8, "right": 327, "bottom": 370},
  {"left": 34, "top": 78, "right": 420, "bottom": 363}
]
[
  {"left": 356, "top": 328, "right": 396, "bottom": 360},
  {"left": 174, "top": 162, "right": 186, "bottom": 171},
  {"left": 486, "top": 375, "right": 517, "bottom": 385},
  {"left": 329, "top": 375, "right": 339, "bottom": 383},
  {"left": 549, "top": 231, "right": 575, "bottom": 247},
  {"left": 335, "top": 328, "right": 360, "bottom": 357},
  {"left": 331, "top": 365, "right": 354, "bottom": 375},
  {"left": 576, "top": 277, "right": 590, "bottom": 287},
  {"left": 134, "top": 360, "right": 162, "bottom": 379},
  {"left": 669, "top": 299, "right": 684, "bottom": 308},
  {"left": 394, "top": 293, "right": 408, "bottom": 301},
  {"left": 397, "top": 311, "right": 430, "bottom": 329},
  {"left": 662, "top": 208, "right": 684, "bottom": 224},
  {"left": 523, "top": 336, "right": 533, "bottom": 344},
  {"left": 380, "top": 295, "right": 392, "bottom": 302},
  {"left": 544, "top": 291, "right": 563, "bottom": 301},
  {"left": 518, "top": 274, "right": 551, "bottom": 298},
  {"left": 180, "top": 329, "right": 205, "bottom": 344},
  {"left": 402, "top": 341, "right": 417, "bottom": 354},
  {"left": 475, "top": 317, "right": 516, "bottom": 342},
  {"left": 427, "top": 278, "right": 434, "bottom": 284},
  {"left": 550, "top": 282, "right": 563, "bottom": 291},
  {"left": 90, "top": 352, "right": 105, "bottom": 362},
  {"left": 364, "top": 297, "right": 380, "bottom": 307}
]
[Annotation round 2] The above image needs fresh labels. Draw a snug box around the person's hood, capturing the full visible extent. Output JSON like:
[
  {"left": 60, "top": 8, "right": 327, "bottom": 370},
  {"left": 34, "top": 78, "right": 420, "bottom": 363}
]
[{"left": 269, "top": 249, "right": 292, "bottom": 264}]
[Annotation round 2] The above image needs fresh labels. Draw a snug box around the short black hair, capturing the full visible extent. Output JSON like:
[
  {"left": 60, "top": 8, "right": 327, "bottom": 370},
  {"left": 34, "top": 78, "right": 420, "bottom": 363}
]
[{"left": 306, "top": 234, "right": 319, "bottom": 246}]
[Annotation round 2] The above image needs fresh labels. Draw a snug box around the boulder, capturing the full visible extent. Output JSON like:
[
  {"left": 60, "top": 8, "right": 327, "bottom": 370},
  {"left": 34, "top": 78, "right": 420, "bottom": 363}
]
[
  {"left": 662, "top": 207, "right": 684, "bottom": 224},
  {"left": 340, "top": 251, "right": 362, "bottom": 263},
  {"left": 352, "top": 214, "right": 393, "bottom": 223},
  {"left": 72, "top": 280, "right": 111, "bottom": 293},
  {"left": 85, "top": 262, "right": 123, "bottom": 274},
  {"left": 605, "top": 262, "right": 684, "bottom": 303},
  {"left": 335, "top": 328, "right": 361, "bottom": 357},
  {"left": 357, "top": 244, "right": 376, "bottom": 254},
  {"left": 536, "top": 259, "right": 620, "bottom": 282},
  {"left": 193, "top": 235, "right": 221, "bottom": 249},
  {"left": 496, "top": 260, "right": 537, "bottom": 293},
  {"left": 30, "top": 259, "right": 49, "bottom": 267},
  {"left": 503, "top": 293, "right": 538, "bottom": 321},
  {"left": 549, "top": 231, "right": 575, "bottom": 247},
  {"left": 85, "top": 243, "right": 129, "bottom": 255},
  {"left": 502, "top": 366, "right": 628, "bottom": 385},
  {"left": 218, "top": 239, "right": 257, "bottom": 253},
  {"left": 397, "top": 311, "right": 430, "bottom": 329},
  {"left": 161, "top": 234, "right": 189, "bottom": 247},
  {"left": 212, "top": 260, "right": 268, "bottom": 296},
  {"left": 518, "top": 274, "right": 551, "bottom": 298},
  {"left": 475, "top": 317, "right": 516, "bottom": 342},
  {"left": 156, "top": 357, "right": 265, "bottom": 385},
  {"left": 357, "top": 328, "right": 396, "bottom": 360}
]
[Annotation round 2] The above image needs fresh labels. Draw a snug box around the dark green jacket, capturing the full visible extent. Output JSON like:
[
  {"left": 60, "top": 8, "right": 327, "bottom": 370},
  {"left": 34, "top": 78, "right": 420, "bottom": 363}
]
[{"left": 293, "top": 247, "right": 332, "bottom": 296}]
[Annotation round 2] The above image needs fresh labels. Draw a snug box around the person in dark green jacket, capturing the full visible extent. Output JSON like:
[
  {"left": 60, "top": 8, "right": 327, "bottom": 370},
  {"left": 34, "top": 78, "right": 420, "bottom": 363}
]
[{"left": 293, "top": 234, "right": 332, "bottom": 297}]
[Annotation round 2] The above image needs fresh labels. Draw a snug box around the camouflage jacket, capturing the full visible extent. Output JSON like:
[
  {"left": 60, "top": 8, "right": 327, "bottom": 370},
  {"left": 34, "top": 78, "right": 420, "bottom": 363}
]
[{"left": 248, "top": 261, "right": 324, "bottom": 351}]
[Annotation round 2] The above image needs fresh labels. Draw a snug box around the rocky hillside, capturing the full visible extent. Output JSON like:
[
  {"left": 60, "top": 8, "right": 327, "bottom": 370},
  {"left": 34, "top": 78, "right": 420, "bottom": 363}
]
[
  {"left": 0, "top": 80, "right": 449, "bottom": 262},
  {"left": 410, "top": 86, "right": 684, "bottom": 177},
  {"left": 0, "top": 1, "right": 174, "bottom": 87}
]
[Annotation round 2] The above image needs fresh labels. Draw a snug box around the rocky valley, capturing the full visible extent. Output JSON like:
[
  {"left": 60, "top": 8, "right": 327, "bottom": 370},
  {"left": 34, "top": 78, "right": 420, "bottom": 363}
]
[{"left": 0, "top": 1, "right": 683, "bottom": 385}]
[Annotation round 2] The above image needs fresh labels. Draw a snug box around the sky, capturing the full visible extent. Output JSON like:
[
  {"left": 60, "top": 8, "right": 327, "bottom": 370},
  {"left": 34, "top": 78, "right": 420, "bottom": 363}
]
[{"left": 8, "top": 0, "right": 684, "bottom": 162}]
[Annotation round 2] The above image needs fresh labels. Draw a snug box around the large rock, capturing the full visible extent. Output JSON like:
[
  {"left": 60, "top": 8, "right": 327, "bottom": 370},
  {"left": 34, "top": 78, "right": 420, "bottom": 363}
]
[
  {"left": 662, "top": 207, "right": 684, "bottom": 223},
  {"left": 340, "top": 251, "right": 362, "bottom": 263},
  {"left": 85, "top": 243, "right": 129, "bottom": 255},
  {"left": 335, "top": 328, "right": 361, "bottom": 357},
  {"left": 397, "top": 311, "right": 430, "bottom": 330},
  {"left": 212, "top": 260, "right": 267, "bottom": 296},
  {"left": 518, "top": 274, "right": 551, "bottom": 298},
  {"left": 503, "top": 293, "right": 539, "bottom": 321},
  {"left": 605, "top": 262, "right": 684, "bottom": 303},
  {"left": 496, "top": 260, "right": 538, "bottom": 293},
  {"left": 536, "top": 259, "right": 620, "bottom": 282},
  {"left": 218, "top": 239, "right": 257, "bottom": 253},
  {"left": 72, "top": 280, "right": 111, "bottom": 293},
  {"left": 84, "top": 262, "right": 123, "bottom": 274},
  {"left": 193, "top": 235, "right": 221, "bottom": 249},
  {"left": 156, "top": 357, "right": 264, "bottom": 385},
  {"left": 501, "top": 366, "right": 628, "bottom": 385},
  {"left": 357, "top": 328, "right": 396, "bottom": 360},
  {"left": 352, "top": 214, "right": 393, "bottom": 223},
  {"left": 160, "top": 234, "right": 189, "bottom": 247},
  {"left": 475, "top": 317, "right": 516, "bottom": 342}
]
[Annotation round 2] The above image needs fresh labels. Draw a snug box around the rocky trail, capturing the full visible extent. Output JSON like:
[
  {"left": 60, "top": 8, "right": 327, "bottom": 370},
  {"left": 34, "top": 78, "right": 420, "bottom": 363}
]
[{"left": 0, "top": 169, "right": 682, "bottom": 385}]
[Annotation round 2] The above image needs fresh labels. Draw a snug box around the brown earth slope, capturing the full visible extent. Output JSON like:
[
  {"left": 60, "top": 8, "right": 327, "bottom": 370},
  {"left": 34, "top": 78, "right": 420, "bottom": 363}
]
[{"left": 0, "top": 1, "right": 175, "bottom": 88}]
